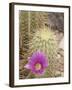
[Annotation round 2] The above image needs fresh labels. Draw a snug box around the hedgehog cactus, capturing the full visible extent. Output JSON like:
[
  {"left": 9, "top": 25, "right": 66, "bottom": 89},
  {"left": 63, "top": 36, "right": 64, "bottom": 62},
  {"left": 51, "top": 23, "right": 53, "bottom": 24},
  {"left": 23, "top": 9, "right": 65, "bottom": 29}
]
[
  {"left": 28, "top": 28, "right": 58, "bottom": 77},
  {"left": 29, "top": 28, "right": 58, "bottom": 59}
]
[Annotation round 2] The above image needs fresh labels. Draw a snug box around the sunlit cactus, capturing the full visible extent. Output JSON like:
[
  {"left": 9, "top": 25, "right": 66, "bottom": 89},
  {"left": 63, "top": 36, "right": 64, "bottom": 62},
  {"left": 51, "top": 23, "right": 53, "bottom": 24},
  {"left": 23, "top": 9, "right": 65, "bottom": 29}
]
[
  {"left": 29, "top": 28, "right": 58, "bottom": 58},
  {"left": 28, "top": 28, "right": 58, "bottom": 77}
]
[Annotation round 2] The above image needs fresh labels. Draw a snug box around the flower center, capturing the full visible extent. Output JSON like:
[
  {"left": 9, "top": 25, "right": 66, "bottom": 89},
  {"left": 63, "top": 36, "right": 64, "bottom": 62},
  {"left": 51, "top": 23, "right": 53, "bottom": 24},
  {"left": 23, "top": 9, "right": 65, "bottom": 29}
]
[{"left": 35, "top": 63, "right": 41, "bottom": 70}]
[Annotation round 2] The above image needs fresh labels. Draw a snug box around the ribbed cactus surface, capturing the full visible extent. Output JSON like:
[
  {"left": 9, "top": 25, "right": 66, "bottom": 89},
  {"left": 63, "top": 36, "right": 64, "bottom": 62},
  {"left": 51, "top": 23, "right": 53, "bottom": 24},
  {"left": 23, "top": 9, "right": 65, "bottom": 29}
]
[{"left": 28, "top": 28, "right": 58, "bottom": 77}]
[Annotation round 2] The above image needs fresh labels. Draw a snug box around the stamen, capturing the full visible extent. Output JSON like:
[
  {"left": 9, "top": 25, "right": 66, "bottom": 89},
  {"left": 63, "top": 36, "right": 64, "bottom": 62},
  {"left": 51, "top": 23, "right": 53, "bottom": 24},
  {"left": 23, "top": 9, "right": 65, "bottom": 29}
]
[{"left": 35, "top": 63, "right": 41, "bottom": 70}]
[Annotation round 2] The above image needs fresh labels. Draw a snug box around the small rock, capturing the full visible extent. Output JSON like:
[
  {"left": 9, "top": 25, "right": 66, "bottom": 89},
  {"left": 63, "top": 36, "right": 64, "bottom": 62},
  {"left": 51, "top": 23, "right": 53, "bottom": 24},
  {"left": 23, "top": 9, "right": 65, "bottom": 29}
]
[
  {"left": 57, "top": 54, "right": 61, "bottom": 59},
  {"left": 55, "top": 71, "right": 61, "bottom": 77}
]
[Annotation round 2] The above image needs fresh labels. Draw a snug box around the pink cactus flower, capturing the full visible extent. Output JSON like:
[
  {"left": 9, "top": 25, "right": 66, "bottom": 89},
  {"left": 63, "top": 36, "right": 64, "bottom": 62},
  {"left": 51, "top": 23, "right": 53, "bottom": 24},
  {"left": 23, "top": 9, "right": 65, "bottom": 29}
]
[{"left": 24, "top": 51, "right": 48, "bottom": 75}]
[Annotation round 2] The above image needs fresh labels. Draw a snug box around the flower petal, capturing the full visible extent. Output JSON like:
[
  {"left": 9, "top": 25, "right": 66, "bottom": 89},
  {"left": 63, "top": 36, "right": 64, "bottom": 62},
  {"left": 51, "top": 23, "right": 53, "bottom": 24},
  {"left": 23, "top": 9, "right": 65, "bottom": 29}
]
[
  {"left": 24, "top": 64, "right": 31, "bottom": 69},
  {"left": 24, "top": 51, "right": 48, "bottom": 75}
]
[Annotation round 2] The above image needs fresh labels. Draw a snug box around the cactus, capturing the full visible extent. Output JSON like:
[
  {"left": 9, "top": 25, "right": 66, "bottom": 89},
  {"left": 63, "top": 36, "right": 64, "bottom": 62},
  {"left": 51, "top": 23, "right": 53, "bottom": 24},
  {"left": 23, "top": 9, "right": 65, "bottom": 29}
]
[
  {"left": 19, "top": 11, "right": 48, "bottom": 60},
  {"left": 28, "top": 28, "right": 58, "bottom": 78}
]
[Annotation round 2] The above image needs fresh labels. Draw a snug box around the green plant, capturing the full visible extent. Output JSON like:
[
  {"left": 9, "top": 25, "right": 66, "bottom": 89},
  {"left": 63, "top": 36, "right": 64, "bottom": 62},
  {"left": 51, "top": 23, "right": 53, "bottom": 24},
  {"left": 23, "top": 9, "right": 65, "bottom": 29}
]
[{"left": 28, "top": 28, "right": 58, "bottom": 77}]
